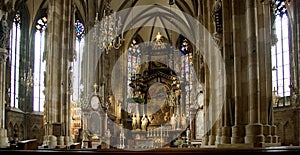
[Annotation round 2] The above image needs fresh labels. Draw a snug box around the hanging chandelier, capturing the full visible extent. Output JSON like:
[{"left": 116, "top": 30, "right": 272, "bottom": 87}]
[
  {"left": 21, "top": 68, "right": 34, "bottom": 90},
  {"left": 93, "top": 0, "right": 123, "bottom": 54}
]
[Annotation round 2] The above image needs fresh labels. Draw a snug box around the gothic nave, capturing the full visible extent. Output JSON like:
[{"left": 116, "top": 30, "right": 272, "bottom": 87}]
[{"left": 0, "top": 0, "right": 300, "bottom": 154}]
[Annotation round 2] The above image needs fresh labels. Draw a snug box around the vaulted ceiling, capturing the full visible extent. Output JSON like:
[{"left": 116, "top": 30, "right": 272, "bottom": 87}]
[{"left": 23, "top": 0, "right": 205, "bottom": 49}]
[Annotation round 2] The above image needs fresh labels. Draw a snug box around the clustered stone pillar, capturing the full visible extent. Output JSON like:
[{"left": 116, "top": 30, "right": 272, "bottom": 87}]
[
  {"left": 231, "top": 0, "right": 247, "bottom": 145},
  {"left": 44, "top": 0, "right": 76, "bottom": 148},
  {"left": 244, "top": 0, "right": 264, "bottom": 147},
  {"left": 221, "top": 0, "right": 233, "bottom": 145},
  {"left": 0, "top": 9, "right": 9, "bottom": 147},
  {"left": 200, "top": 0, "right": 279, "bottom": 148},
  {"left": 0, "top": 48, "right": 9, "bottom": 147}
]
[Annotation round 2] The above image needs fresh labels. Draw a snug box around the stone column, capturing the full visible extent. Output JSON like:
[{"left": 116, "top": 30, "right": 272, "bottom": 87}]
[
  {"left": 221, "top": 0, "right": 233, "bottom": 145},
  {"left": 0, "top": 9, "right": 10, "bottom": 147},
  {"left": 231, "top": 0, "right": 246, "bottom": 144},
  {"left": 202, "top": 65, "right": 210, "bottom": 146},
  {"left": 0, "top": 48, "right": 9, "bottom": 147},
  {"left": 261, "top": 0, "right": 273, "bottom": 144},
  {"left": 207, "top": 0, "right": 217, "bottom": 146},
  {"left": 244, "top": 0, "right": 264, "bottom": 147},
  {"left": 45, "top": 0, "right": 75, "bottom": 147}
]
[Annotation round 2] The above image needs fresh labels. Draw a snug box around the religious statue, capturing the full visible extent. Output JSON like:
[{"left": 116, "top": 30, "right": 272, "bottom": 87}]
[
  {"left": 164, "top": 112, "right": 170, "bottom": 122},
  {"left": 105, "top": 129, "right": 111, "bottom": 148},
  {"left": 181, "top": 114, "right": 187, "bottom": 129},
  {"left": 148, "top": 114, "right": 154, "bottom": 124},
  {"left": 212, "top": 0, "right": 223, "bottom": 48},
  {"left": 168, "top": 92, "right": 176, "bottom": 115},
  {"left": 212, "top": 0, "right": 222, "bottom": 33},
  {"left": 170, "top": 114, "right": 177, "bottom": 130},
  {"left": 132, "top": 114, "right": 137, "bottom": 130},
  {"left": 141, "top": 114, "right": 148, "bottom": 131},
  {"left": 105, "top": 129, "right": 111, "bottom": 138}
]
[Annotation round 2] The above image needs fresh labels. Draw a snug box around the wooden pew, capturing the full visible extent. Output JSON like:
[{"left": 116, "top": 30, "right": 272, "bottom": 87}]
[{"left": 17, "top": 139, "right": 38, "bottom": 150}]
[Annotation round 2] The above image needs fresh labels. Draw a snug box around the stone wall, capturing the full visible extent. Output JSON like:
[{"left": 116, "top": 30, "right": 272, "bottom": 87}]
[
  {"left": 274, "top": 107, "right": 300, "bottom": 146},
  {"left": 6, "top": 109, "right": 44, "bottom": 146}
]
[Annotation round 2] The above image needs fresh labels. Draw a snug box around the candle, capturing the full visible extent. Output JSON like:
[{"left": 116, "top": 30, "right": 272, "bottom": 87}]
[{"left": 95, "top": 12, "right": 98, "bottom": 20}]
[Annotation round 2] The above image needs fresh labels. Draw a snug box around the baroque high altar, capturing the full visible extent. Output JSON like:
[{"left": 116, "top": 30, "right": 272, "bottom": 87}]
[{"left": 82, "top": 38, "right": 199, "bottom": 149}]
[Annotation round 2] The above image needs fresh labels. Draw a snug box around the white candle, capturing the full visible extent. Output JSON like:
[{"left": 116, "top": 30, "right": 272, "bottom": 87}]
[{"left": 95, "top": 12, "right": 98, "bottom": 20}]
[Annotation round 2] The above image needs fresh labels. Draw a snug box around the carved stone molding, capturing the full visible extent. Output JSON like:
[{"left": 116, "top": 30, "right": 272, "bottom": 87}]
[{"left": 0, "top": 48, "right": 8, "bottom": 64}]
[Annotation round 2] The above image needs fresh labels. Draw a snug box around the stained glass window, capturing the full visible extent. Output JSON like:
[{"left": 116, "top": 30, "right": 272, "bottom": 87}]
[
  {"left": 127, "top": 39, "right": 141, "bottom": 100},
  {"left": 9, "top": 12, "right": 21, "bottom": 108},
  {"left": 180, "top": 38, "right": 193, "bottom": 117},
  {"left": 272, "top": 0, "right": 290, "bottom": 107},
  {"left": 71, "top": 19, "right": 85, "bottom": 136},
  {"left": 75, "top": 20, "right": 85, "bottom": 41},
  {"left": 33, "top": 16, "right": 47, "bottom": 112},
  {"left": 72, "top": 20, "right": 85, "bottom": 102}
]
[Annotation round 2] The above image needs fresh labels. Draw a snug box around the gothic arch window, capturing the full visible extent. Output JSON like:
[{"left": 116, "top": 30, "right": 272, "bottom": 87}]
[
  {"left": 127, "top": 39, "right": 141, "bottom": 100},
  {"left": 72, "top": 19, "right": 85, "bottom": 102},
  {"left": 71, "top": 19, "right": 85, "bottom": 135},
  {"left": 179, "top": 37, "right": 193, "bottom": 117},
  {"left": 33, "top": 16, "right": 47, "bottom": 112},
  {"left": 9, "top": 12, "right": 21, "bottom": 108},
  {"left": 271, "top": 0, "right": 290, "bottom": 107}
]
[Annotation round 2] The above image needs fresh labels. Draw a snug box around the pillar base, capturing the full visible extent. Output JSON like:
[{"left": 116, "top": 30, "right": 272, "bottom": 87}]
[
  {"left": 221, "top": 126, "right": 231, "bottom": 144},
  {"left": 231, "top": 125, "right": 245, "bottom": 144},
  {"left": 208, "top": 135, "right": 216, "bottom": 145},
  {"left": 271, "top": 125, "right": 279, "bottom": 143},
  {"left": 57, "top": 136, "right": 65, "bottom": 148},
  {"left": 263, "top": 125, "right": 272, "bottom": 143},
  {"left": 64, "top": 136, "right": 72, "bottom": 146},
  {"left": 0, "top": 128, "right": 9, "bottom": 147},
  {"left": 202, "top": 135, "right": 209, "bottom": 146},
  {"left": 48, "top": 135, "right": 57, "bottom": 147},
  {"left": 245, "top": 123, "right": 265, "bottom": 147},
  {"left": 215, "top": 128, "right": 222, "bottom": 145}
]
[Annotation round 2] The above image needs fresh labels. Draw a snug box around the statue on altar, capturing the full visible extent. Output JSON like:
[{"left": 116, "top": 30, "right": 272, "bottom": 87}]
[
  {"left": 132, "top": 114, "right": 137, "bottom": 130},
  {"left": 164, "top": 111, "right": 170, "bottom": 122},
  {"left": 170, "top": 114, "right": 177, "bottom": 130},
  {"left": 141, "top": 114, "right": 149, "bottom": 131},
  {"left": 148, "top": 114, "right": 154, "bottom": 124},
  {"left": 181, "top": 114, "right": 187, "bottom": 129}
]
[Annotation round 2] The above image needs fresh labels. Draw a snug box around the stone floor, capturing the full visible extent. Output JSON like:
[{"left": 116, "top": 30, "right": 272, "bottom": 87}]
[{"left": 1, "top": 146, "right": 300, "bottom": 154}]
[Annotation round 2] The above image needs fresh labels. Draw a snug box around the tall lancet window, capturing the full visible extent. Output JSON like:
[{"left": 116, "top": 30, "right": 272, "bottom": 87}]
[
  {"left": 180, "top": 38, "right": 193, "bottom": 117},
  {"left": 127, "top": 39, "right": 141, "bottom": 101},
  {"left": 72, "top": 20, "right": 85, "bottom": 102},
  {"left": 271, "top": 0, "right": 290, "bottom": 107},
  {"left": 33, "top": 16, "right": 47, "bottom": 112},
  {"left": 71, "top": 19, "right": 85, "bottom": 136},
  {"left": 9, "top": 12, "right": 21, "bottom": 108}
]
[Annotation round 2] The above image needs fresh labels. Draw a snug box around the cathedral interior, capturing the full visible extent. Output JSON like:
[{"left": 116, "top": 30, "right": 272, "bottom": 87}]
[{"left": 0, "top": 0, "right": 300, "bottom": 154}]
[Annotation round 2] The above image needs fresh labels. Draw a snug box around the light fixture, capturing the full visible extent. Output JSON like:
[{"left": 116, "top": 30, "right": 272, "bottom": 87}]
[
  {"left": 21, "top": 68, "right": 34, "bottom": 89},
  {"left": 93, "top": 83, "right": 99, "bottom": 94},
  {"left": 93, "top": 0, "right": 124, "bottom": 54}
]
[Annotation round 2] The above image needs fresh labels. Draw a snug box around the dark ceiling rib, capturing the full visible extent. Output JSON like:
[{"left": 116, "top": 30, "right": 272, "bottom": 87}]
[
  {"left": 192, "top": 0, "right": 198, "bottom": 17},
  {"left": 175, "top": 0, "right": 194, "bottom": 17},
  {"left": 117, "top": 0, "right": 138, "bottom": 11},
  {"left": 127, "top": 12, "right": 192, "bottom": 41},
  {"left": 78, "top": 0, "right": 86, "bottom": 20},
  {"left": 120, "top": 3, "right": 194, "bottom": 44},
  {"left": 149, "top": 16, "right": 158, "bottom": 41},
  {"left": 98, "top": 0, "right": 105, "bottom": 18},
  {"left": 158, "top": 16, "right": 171, "bottom": 44},
  {"left": 173, "top": 1, "right": 196, "bottom": 41},
  {"left": 120, "top": 0, "right": 139, "bottom": 33}
]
